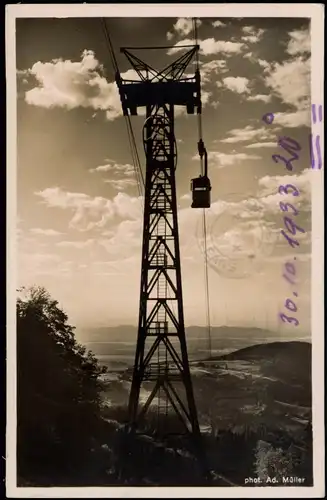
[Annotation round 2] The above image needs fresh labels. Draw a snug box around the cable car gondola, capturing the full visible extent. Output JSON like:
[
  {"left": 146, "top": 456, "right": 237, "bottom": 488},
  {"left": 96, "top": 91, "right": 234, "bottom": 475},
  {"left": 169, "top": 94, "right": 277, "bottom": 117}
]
[
  {"left": 191, "top": 139, "right": 211, "bottom": 209},
  {"left": 191, "top": 175, "right": 211, "bottom": 208}
]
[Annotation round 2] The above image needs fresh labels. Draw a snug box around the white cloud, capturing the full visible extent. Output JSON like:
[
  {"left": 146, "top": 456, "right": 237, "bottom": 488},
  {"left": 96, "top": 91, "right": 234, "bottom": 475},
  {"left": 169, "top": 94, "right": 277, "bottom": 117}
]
[
  {"left": 18, "top": 247, "right": 76, "bottom": 281},
  {"left": 177, "top": 200, "right": 271, "bottom": 258},
  {"left": 241, "top": 27, "right": 265, "bottom": 44},
  {"left": 92, "top": 260, "right": 118, "bottom": 269},
  {"left": 258, "top": 168, "right": 312, "bottom": 213},
  {"left": 119, "top": 68, "right": 142, "bottom": 81},
  {"left": 90, "top": 260, "right": 127, "bottom": 277},
  {"left": 22, "top": 49, "right": 123, "bottom": 120},
  {"left": 245, "top": 142, "right": 276, "bottom": 149},
  {"left": 90, "top": 162, "right": 135, "bottom": 176},
  {"left": 220, "top": 76, "right": 250, "bottom": 94},
  {"left": 206, "top": 223, "right": 271, "bottom": 258},
  {"left": 195, "top": 205, "right": 281, "bottom": 264},
  {"left": 182, "top": 186, "right": 307, "bottom": 259},
  {"left": 113, "top": 192, "right": 142, "bottom": 220},
  {"left": 18, "top": 250, "right": 66, "bottom": 281},
  {"left": 273, "top": 109, "right": 310, "bottom": 128},
  {"left": 189, "top": 169, "right": 311, "bottom": 255},
  {"left": 30, "top": 228, "right": 63, "bottom": 236},
  {"left": 99, "top": 219, "right": 142, "bottom": 257},
  {"left": 200, "top": 89, "right": 212, "bottom": 106},
  {"left": 173, "top": 18, "right": 201, "bottom": 37},
  {"left": 241, "top": 36, "right": 257, "bottom": 44},
  {"left": 165, "top": 18, "right": 201, "bottom": 41},
  {"left": 244, "top": 53, "right": 271, "bottom": 71},
  {"left": 247, "top": 94, "right": 271, "bottom": 103},
  {"left": 257, "top": 59, "right": 271, "bottom": 70},
  {"left": 104, "top": 178, "right": 138, "bottom": 191},
  {"left": 265, "top": 57, "right": 310, "bottom": 111},
  {"left": 201, "top": 38, "right": 244, "bottom": 56},
  {"left": 90, "top": 164, "right": 112, "bottom": 173},
  {"left": 35, "top": 187, "right": 142, "bottom": 231},
  {"left": 287, "top": 28, "right": 310, "bottom": 56},
  {"left": 202, "top": 59, "right": 227, "bottom": 72},
  {"left": 212, "top": 20, "right": 227, "bottom": 28},
  {"left": 198, "top": 151, "right": 261, "bottom": 167},
  {"left": 20, "top": 252, "right": 61, "bottom": 264},
  {"left": 258, "top": 168, "right": 311, "bottom": 193},
  {"left": 168, "top": 38, "right": 244, "bottom": 56},
  {"left": 24, "top": 170, "right": 311, "bottom": 295},
  {"left": 242, "top": 26, "right": 256, "bottom": 35},
  {"left": 200, "top": 59, "right": 228, "bottom": 83},
  {"left": 35, "top": 187, "right": 115, "bottom": 231},
  {"left": 180, "top": 193, "right": 192, "bottom": 201},
  {"left": 57, "top": 239, "right": 95, "bottom": 249},
  {"left": 220, "top": 125, "right": 274, "bottom": 144}
]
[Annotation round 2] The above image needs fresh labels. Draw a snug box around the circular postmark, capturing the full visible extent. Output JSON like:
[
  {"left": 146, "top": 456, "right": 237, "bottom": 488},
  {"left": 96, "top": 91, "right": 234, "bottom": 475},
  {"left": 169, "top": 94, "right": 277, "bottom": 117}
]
[{"left": 196, "top": 206, "right": 278, "bottom": 279}]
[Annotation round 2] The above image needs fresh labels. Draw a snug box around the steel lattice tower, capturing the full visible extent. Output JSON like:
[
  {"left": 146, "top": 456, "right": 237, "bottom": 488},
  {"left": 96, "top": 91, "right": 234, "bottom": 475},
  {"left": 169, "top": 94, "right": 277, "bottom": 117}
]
[{"left": 116, "top": 46, "right": 202, "bottom": 437}]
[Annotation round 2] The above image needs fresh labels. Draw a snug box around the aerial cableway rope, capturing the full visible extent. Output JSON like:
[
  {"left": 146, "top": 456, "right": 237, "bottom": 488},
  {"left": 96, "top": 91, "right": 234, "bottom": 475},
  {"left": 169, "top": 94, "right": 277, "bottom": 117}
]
[
  {"left": 101, "top": 18, "right": 145, "bottom": 202},
  {"left": 193, "top": 18, "right": 212, "bottom": 359}
]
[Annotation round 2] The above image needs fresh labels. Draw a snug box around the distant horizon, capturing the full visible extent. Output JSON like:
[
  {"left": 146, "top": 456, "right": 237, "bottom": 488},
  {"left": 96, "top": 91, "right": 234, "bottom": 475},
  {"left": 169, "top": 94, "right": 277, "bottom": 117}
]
[
  {"left": 77, "top": 323, "right": 286, "bottom": 330},
  {"left": 75, "top": 323, "right": 312, "bottom": 339}
]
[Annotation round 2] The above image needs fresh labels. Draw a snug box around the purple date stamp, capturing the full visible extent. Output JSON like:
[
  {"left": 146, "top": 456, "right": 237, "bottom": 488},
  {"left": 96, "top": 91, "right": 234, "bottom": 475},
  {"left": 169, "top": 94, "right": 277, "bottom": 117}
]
[
  {"left": 310, "top": 103, "right": 323, "bottom": 169},
  {"left": 262, "top": 112, "right": 307, "bottom": 326}
]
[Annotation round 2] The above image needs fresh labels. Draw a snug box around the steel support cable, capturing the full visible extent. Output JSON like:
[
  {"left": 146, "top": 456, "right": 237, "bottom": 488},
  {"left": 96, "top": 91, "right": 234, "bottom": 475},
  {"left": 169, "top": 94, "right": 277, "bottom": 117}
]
[
  {"left": 122, "top": 111, "right": 143, "bottom": 202},
  {"left": 127, "top": 114, "right": 145, "bottom": 188},
  {"left": 101, "top": 18, "right": 145, "bottom": 203},
  {"left": 101, "top": 18, "right": 119, "bottom": 74},
  {"left": 124, "top": 116, "right": 144, "bottom": 201},
  {"left": 202, "top": 211, "right": 212, "bottom": 358},
  {"left": 193, "top": 17, "right": 212, "bottom": 359},
  {"left": 193, "top": 18, "right": 204, "bottom": 177}
]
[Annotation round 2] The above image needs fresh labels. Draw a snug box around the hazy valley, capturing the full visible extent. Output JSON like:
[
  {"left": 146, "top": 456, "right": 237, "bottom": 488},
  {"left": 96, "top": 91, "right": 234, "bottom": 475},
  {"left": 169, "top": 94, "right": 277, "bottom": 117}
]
[{"left": 83, "top": 328, "right": 313, "bottom": 486}]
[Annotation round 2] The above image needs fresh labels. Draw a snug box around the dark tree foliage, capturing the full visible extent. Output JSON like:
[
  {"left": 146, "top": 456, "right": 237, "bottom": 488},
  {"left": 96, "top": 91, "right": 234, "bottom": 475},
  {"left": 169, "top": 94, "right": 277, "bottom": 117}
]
[{"left": 16, "top": 286, "right": 107, "bottom": 486}]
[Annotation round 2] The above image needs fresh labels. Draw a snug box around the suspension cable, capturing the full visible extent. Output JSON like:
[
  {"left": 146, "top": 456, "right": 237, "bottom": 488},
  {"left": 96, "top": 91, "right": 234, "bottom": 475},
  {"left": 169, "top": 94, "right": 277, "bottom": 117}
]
[
  {"left": 101, "top": 18, "right": 145, "bottom": 203},
  {"left": 126, "top": 115, "right": 145, "bottom": 189},
  {"left": 202, "top": 211, "right": 212, "bottom": 358},
  {"left": 193, "top": 18, "right": 204, "bottom": 176},
  {"left": 101, "top": 18, "right": 119, "bottom": 74},
  {"left": 125, "top": 117, "right": 144, "bottom": 201},
  {"left": 193, "top": 17, "right": 212, "bottom": 359}
]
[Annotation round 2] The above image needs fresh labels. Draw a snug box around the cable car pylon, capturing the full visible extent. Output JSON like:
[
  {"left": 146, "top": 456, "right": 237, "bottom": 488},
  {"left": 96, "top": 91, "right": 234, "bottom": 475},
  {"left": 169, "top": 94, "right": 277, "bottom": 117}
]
[
  {"left": 102, "top": 17, "right": 213, "bottom": 481},
  {"left": 116, "top": 42, "right": 202, "bottom": 435}
]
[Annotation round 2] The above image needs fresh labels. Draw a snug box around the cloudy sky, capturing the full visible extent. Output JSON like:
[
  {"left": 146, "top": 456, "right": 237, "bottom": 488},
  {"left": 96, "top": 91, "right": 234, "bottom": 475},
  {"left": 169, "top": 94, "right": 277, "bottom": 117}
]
[{"left": 15, "top": 16, "right": 312, "bottom": 334}]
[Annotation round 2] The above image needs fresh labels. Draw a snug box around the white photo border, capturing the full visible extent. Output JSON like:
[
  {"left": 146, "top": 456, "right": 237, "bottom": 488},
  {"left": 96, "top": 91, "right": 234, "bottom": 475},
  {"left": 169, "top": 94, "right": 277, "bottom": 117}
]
[{"left": 6, "top": 3, "right": 325, "bottom": 498}]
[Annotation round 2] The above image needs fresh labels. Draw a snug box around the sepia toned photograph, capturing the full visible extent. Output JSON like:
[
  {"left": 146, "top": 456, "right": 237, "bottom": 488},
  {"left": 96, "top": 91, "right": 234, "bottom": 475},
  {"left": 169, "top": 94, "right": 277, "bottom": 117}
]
[{"left": 6, "top": 4, "right": 324, "bottom": 497}]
